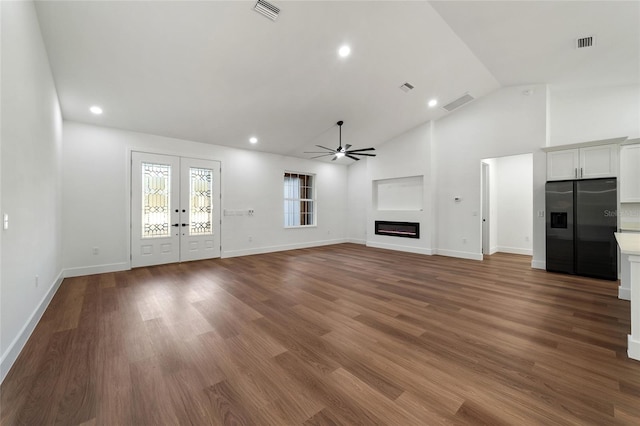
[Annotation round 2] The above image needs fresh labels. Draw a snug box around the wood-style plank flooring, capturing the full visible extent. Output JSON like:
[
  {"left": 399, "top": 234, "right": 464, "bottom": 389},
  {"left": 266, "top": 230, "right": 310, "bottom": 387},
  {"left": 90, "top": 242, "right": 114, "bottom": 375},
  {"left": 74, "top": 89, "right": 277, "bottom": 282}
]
[{"left": 2, "top": 244, "right": 640, "bottom": 425}]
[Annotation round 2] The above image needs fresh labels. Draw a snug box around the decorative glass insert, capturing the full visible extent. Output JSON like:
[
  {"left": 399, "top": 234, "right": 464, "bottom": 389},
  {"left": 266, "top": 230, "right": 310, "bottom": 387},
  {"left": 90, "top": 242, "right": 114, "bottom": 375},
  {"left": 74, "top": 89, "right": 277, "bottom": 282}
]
[
  {"left": 284, "top": 172, "right": 315, "bottom": 227},
  {"left": 190, "top": 167, "right": 213, "bottom": 235},
  {"left": 142, "top": 162, "right": 171, "bottom": 238}
]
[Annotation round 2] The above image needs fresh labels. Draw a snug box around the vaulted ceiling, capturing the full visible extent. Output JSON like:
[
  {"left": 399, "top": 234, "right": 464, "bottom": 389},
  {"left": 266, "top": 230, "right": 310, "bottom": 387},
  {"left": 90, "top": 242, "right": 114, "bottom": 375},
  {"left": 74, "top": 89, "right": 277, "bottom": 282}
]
[{"left": 34, "top": 1, "right": 640, "bottom": 160}]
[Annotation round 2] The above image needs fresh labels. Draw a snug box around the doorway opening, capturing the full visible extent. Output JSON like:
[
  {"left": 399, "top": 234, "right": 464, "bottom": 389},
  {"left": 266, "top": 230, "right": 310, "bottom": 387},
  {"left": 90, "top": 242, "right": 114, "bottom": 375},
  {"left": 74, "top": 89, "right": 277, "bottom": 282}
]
[{"left": 480, "top": 153, "right": 533, "bottom": 257}]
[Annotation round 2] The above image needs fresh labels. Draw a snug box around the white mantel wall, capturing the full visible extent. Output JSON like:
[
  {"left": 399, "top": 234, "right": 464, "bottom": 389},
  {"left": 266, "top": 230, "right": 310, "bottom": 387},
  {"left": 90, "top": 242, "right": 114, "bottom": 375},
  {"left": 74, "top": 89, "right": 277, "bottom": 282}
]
[
  {"left": 1, "top": 1, "right": 64, "bottom": 382},
  {"left": 61, "top": 122, "right": 348, "bottom": 275},
  {"left": 364, "top": 121, "right": 434, "bottom": 255}
]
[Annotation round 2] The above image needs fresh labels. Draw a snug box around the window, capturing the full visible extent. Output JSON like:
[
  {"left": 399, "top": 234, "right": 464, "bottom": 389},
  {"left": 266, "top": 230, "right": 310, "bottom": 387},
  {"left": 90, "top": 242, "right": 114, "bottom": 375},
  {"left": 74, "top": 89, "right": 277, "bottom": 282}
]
[{"left": 284, "top": 172, "right": 315, "bottom": 227}]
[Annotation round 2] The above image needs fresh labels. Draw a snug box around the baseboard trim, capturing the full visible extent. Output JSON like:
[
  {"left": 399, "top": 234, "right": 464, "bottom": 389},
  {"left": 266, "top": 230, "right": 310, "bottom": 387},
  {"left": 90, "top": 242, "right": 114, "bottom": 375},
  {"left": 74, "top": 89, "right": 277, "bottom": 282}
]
[
  {"left": 64, "top": 262, "right": 130, "bottom": 278},
  {"left": 347, "top": 238, "right": 366, "bottom": 245},
  {"left": 365, "top": 241, "right": 433, "bottom": 256},
  {"left": 497, "top": 246, "right": 533, "bottom": 256},
  {"left": 619, "top": 287, "right": 631, "bottom": 301},
  {"left": 489, "top": 247, "right": 499, "bottom": 255},
  {"left": 222, "top": 238, "right": 348, "bottom": 258},
  {"left": 628, "top": 335, "right": 640, "bottom": 362},
  {"left": 531, "top": 260, "right": 546, "bottom": 270},
  {"left": 432, "top": 249, "right": 482, "bottom": 261},
  {"left": 1, "top": 270, "right": 64, "bottom": 384}
]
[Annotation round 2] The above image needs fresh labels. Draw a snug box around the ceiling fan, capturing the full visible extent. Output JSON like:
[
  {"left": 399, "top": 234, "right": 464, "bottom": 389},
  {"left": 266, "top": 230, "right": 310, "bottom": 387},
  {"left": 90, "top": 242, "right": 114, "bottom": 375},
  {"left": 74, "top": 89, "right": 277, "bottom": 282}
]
[{"left": 305, "top": 121, "right": 376, "bottom": 161}]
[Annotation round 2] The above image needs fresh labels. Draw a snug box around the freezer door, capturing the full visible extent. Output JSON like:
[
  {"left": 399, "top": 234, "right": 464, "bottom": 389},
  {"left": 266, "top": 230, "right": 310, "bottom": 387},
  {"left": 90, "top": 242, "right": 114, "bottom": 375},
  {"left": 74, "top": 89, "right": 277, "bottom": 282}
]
[
  {"left": 546, "top": 181, "right": 574, "bottom": 274},
  {"left": 576, "top": 178, "right": 617, "bottom": 280}
]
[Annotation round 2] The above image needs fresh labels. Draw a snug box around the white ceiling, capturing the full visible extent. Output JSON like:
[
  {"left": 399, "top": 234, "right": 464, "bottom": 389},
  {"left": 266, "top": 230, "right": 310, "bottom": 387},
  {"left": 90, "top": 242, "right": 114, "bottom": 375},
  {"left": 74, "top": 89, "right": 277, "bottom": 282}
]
[{"left": 34, "top": 1, "right": 639, "bottom": 161}]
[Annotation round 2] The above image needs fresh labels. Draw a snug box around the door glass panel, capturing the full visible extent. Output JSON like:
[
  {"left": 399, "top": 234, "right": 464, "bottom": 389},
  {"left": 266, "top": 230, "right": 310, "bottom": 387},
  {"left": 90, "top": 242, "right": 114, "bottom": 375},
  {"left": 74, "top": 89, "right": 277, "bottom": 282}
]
[
  {"left": 190, "top": 167, "right": 213, "bottom": 235},
  {"left": 142, "top": 162, "right": 171, "bottom": 238}
]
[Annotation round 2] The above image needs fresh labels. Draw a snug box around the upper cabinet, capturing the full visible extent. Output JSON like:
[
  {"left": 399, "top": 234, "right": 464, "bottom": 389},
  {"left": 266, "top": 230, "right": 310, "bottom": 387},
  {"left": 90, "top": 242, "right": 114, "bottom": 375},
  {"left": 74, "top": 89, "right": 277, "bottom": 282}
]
[
  {"left": 547, "top": 144, "right": 618, "bottom": 181},
  {"left": 620, "top": 144, "right": 640, "bottom": 202},
  {"left": 547, "top": 149, "right": 579, "bottom": 180}
]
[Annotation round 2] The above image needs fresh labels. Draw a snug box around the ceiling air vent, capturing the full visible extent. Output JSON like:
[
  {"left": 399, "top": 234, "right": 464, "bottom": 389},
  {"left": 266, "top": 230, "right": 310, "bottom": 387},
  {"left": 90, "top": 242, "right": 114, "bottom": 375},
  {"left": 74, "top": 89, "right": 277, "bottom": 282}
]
[
  {"left": 576, "top": 36, "right": 594, "bottom": 49},
  {"left": 442, "top": 93, "right": 475, "bottom": 112},
  {"left": 399, "top": 82, "right": 415, "bottom": 93},
  {"left": 254, "top": 0, "right": 280, "bottom": 21}
]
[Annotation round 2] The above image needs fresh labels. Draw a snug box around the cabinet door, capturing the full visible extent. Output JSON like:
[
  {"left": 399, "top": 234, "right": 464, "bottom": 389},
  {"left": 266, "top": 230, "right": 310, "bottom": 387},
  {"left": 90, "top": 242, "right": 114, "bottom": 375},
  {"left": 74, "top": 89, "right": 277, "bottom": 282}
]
[
  {"left": 620, "top": 144, "right": 640, "bottom": 202},
  {"left": 580, "top": 144, "right": 617, "bottom": 179},
  {"left": 547, "top": 149, "right": 579, "bottom": 181}
]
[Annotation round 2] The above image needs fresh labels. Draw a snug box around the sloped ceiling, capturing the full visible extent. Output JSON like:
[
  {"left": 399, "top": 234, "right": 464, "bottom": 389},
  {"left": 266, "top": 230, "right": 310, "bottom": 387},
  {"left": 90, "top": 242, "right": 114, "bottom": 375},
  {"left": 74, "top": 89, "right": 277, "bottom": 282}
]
[{"left": 33, "top": 1, "right": 639, "bottom": 160}]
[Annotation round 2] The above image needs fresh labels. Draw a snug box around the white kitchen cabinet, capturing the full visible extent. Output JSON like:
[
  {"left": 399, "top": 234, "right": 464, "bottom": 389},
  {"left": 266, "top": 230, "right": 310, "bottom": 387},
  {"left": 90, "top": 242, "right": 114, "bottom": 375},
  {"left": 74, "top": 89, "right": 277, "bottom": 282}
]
[
  {"left": 580, "top": 144, "right": 618, "bottom": 179},
  {"left": 547, "top": 150, "right": 579, "bottom": 180},
  {"left": 620, "top": 144, "right": 640, "bottom": 202},
  {"left": 547, "top": 144, "right": 617, "bottom": 181}
]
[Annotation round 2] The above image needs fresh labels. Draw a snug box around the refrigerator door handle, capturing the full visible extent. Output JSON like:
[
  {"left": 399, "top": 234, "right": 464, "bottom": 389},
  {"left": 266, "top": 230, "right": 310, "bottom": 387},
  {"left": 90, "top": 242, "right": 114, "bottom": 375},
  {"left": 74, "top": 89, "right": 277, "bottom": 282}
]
[
  {"left": 575, "top": 168, "right": 578, "bottom": 178},
  {"left": 580, "top": 167, "right": 583, "bottom": 178}
]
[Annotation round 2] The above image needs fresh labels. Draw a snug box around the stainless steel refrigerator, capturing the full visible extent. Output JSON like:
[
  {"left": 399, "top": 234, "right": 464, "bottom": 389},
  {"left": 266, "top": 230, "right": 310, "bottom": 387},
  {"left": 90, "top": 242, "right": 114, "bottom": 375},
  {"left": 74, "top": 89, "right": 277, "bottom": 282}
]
[{"left": 545, "top": 178, "right": 617, "bottom": 280}]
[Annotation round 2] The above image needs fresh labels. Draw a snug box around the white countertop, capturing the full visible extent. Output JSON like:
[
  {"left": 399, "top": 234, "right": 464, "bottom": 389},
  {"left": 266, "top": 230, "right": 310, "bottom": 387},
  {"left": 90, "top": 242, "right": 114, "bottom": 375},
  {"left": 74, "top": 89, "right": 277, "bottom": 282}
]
[{"left": 615, "top": 232, "right": 640, "bottom": 256}]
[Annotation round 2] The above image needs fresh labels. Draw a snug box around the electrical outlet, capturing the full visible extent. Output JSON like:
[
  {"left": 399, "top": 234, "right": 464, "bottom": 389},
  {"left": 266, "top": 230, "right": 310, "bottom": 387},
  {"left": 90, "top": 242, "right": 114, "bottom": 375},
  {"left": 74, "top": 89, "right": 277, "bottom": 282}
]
[
  {"left": 248, "top": 236, "right": 253, "bottom": 242},
  {"left": 462, "top": 238, "right": 467, "bottom": 243},
  {"left": 92, "top": 247, "right": 99, "bottom": 255}
]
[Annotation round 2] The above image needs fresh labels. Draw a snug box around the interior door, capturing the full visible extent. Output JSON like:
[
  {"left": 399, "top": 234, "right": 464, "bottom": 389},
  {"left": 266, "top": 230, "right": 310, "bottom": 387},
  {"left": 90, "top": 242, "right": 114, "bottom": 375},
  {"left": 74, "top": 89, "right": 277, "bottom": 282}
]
[
  {"left": 481, "top": 162, "right": 490, "bottom": 255},
  {"left": 131, "top": 152, "right": 220, "bottom": 268}
]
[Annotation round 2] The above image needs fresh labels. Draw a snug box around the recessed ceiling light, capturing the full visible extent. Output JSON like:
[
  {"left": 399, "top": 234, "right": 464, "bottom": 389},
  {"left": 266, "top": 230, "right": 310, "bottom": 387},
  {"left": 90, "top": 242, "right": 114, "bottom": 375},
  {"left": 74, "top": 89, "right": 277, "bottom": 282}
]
[
  {"left": 89, "top": 106, "right": 103, "bottom": 115},
  {"left": 428, "top": 99, "right": 438, "bottom": 108},
  {"left": 249, "top": 137, "right": 258, "bottom": 144},
  {"left": 338, "top": 45, "right": 351, "bottom": 58}
]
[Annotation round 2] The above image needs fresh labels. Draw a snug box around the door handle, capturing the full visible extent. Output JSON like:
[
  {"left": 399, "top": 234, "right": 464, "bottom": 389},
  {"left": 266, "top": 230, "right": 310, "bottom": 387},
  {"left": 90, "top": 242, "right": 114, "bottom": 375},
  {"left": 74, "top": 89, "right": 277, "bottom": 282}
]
[
  {"left": 181, "top": 223, "right": 188, "bottom": 227},
  {"left": 172, "top": 223, "right": 179, "bottom": 227},
  {"left": 574, "top": 168, "right": 577, "bottom": 178},
  {"left": 580, "top": 167, "right": 583, "bottom": 178}
]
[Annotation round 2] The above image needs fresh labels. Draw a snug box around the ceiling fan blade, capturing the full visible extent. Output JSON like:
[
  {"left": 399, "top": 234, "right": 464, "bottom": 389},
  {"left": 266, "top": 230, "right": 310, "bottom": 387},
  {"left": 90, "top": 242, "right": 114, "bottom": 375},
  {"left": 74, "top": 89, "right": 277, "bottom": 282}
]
[
  {"left": 346, "top": 154, "right": 360, "bottom": 161},
  {"left": 304, "top": 151, "right": 336, "bottom": 154},
  {"left": 310, "top": 154, "right": 334, "bottom": 159},
  {"left": 348, "top": 152, "right": 376, "bottom": 157},
  {"left": 315, "top": 145, "right": 337, "bottom": 152},
  {"left": 346, "top": 147, "right": 376, "bottom": 153},
  {"left": 345, "top": 144, "right": 351, "bottom": 150},
  {"left": 331, "top": 155, "right": 338, "bottom": 161}
]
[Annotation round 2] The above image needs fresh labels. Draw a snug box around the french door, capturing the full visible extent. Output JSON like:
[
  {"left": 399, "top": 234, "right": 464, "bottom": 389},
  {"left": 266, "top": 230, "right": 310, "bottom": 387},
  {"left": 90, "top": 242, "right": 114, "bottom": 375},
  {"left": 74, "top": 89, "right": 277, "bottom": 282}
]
[{"left": 131, "top": 152, "right": 221, "bottom": 268}]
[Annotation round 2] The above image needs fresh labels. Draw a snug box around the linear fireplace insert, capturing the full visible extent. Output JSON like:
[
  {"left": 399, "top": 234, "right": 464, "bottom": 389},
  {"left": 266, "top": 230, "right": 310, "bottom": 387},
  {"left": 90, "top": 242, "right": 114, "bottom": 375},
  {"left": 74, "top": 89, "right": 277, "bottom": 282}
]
[{"left": 374, "top": 221, "right": 420, "bottom": 239}]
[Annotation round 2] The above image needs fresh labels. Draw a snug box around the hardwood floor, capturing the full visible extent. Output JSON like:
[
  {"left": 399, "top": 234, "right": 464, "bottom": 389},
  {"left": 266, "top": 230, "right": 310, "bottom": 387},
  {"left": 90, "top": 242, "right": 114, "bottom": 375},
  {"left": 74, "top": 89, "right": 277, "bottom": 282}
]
[{"left": 2, "top": 243, "right": 639, "bottom": 425}]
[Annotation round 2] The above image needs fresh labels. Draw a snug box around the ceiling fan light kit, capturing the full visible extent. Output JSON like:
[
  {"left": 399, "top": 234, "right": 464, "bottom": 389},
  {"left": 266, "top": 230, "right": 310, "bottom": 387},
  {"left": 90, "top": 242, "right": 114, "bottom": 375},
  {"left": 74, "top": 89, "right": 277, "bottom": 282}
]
[{"left": 304, "top": 120, "right": 377, "bottom": 162}]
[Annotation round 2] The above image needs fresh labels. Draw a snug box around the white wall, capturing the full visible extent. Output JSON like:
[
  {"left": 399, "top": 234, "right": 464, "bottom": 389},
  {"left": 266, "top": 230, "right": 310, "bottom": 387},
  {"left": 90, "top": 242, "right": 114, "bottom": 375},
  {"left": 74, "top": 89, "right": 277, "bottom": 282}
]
[
  {"left": 61, "top": 122, "right": 348, "bottom": 275},
  {"left": 433, "top": 85, "right": 547, "bottom": 261},
  {"left": 364, "top": 122, "right": 434, "bottom": 255},
  {"left": 496, "top": 154, "right": 533, "bottom": 255},
  {"left": 1, "top": 1, "right": 64, "bottom": 382},
  {"left": 550, "top": 85, "right": 640, "bottom": 146},
  {"left": 346, "top": 159, "right": 367, "bottom": 244}
]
